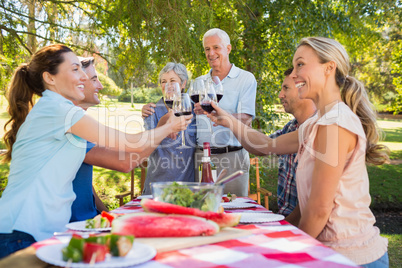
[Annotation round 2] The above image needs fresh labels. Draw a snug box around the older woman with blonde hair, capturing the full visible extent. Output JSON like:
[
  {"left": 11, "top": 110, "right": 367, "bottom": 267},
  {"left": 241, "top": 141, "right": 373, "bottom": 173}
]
[{"left": 207, "top": 37, "right": 389, "bottom": 267}]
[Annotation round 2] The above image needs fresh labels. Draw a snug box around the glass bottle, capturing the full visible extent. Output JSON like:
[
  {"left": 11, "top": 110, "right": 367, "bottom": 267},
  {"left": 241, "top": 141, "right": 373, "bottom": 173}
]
[{"left": 199, "top": 142, "right": 217, "bottom": 183}]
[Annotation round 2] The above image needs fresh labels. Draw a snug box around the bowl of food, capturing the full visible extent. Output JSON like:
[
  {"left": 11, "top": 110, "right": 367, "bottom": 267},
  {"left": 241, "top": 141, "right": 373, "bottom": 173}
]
[{"left": 151, "top": 182, "right": 223, "bottom": 212}]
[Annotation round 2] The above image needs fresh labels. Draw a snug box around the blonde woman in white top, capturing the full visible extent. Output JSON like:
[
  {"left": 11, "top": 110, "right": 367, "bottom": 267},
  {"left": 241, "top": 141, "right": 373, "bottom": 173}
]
[{"left": 207, "top": 37, "right": 389, "bottom": 267}]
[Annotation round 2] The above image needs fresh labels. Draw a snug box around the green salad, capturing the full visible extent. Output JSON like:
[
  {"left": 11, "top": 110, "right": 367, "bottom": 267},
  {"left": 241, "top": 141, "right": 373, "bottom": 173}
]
[{"left": 160, "top": 182, "right": 219, "bottom": 211}]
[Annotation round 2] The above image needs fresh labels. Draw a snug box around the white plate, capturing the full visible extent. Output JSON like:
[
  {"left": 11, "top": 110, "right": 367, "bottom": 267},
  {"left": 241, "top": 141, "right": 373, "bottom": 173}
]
[
  {"left": 221, "top": 202, "right": 257, "bottom": 209},
  {"left": 136, "top": 195, "right": 153, "bottom": 200},
  {"left": 239, "top": 212, "right": 285, "bottom": 223},
  {"left": 36, "top": 242, "right": 156, "bottom": 268},
  {"left": 231, "top": 198, "right": 254, "bottom": 203},
  {"left": 66, "top": 221, "right": 111, "bottom": 232}
]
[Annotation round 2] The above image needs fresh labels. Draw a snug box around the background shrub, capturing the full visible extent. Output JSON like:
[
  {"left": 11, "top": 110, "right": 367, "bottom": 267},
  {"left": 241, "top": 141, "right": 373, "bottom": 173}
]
[
  {"left": 98, "top": 73, "right": 124, "bottom": 97},
  {"left": 118, "top": 86, "right": 161, "bottom": 104}
]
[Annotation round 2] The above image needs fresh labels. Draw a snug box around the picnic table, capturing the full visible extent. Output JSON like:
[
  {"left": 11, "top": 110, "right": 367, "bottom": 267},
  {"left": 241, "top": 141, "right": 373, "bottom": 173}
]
[{"left": 0, "top": 197, "right": 359, "bottom": 267}]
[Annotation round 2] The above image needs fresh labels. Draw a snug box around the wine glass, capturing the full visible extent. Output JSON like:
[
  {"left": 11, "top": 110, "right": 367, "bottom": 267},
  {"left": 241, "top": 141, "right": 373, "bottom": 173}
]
[
  {"left": 200, "top": 80, "right": 217, "bottom": 133},
  {"left": 200, "top": 79, "right": 217, "bottom": 113},
  {"left": 211, "top": 76, "right": 224, "bottom": 102},
  {"left": 173, "top": 93, "right": 192, "bottom": 148},
  {"left": 188, "top": 79, "right": 203, "bottom": 104},
  {"left": 163, "top": 82, "right": 181, "bottom": 109}
]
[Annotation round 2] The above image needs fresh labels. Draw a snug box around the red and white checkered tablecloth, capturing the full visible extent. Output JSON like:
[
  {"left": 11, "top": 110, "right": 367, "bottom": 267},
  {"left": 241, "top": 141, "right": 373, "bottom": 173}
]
[
  {"left": 109, "top": 198, "right": 359, "bottom": 268},
  {"left": 33, "top": 198, "right": 359, "bottom": 267}
]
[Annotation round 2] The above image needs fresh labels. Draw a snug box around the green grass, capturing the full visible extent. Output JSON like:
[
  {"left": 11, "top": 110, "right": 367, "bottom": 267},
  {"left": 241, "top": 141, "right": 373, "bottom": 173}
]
[
  {"left": 390, "top": 150, "right": 402, "bottom": 160},
  {"left": 383, "top": 127, "right": 402, "bottom": 143},
  {"left": 367, "top": 163, "right": 402, "bottom": 209},
  {"left": 381, "top": 234, "right": 401, "bottom": 268},
  {"left": 93, "top": 166, "right": 142, "bottom": 209}
]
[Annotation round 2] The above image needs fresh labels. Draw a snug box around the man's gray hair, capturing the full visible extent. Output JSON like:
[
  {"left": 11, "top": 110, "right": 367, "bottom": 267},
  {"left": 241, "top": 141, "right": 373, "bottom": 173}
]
[
  {"left": 78, "top": 56, "right": 95, "bottom": 70},
  {"left": 158, "top": 62, "right": 188, "bottom": 85},
  {"left": 203, "top": 28, "right": 231, "bottom": 47}
]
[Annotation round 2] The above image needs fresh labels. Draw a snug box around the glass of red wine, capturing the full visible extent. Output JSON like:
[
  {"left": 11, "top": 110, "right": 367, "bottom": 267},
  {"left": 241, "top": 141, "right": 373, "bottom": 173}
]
[
  {"left": 163, "top": 82, "right": 180, "bottom": 110},
  {"left": 173, "top": 93, "right": 192, "bottom": 148},
  {"left": 211, "top": 76, "right": 224, "bottom": 102},
  {"left": 188, "top": 79, "right": 203, "bottom": 104},
  {"left": 200, "top": 80, "right": 217, "bottom": 113},
  {"left": 200, "top": 80, "right": 217, "bottom": 133}
]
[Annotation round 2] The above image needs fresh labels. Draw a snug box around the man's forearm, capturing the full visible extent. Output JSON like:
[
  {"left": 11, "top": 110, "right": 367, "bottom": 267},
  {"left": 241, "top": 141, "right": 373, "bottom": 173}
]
[{"left": 233, "top": 113, "right": 252, "bottom": 127}]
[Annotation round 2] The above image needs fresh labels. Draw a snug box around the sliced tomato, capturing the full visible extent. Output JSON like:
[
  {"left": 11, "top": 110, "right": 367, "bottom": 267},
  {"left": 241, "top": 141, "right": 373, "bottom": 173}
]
[
  {"left": 222, "top": 197, "right": 230, "bottom": 202},
  {"left": 83, "top": 242, "right": 109, "bottom": 263},
  {"left": 101, "top": 211, "right": 116, "bottom": 225}
]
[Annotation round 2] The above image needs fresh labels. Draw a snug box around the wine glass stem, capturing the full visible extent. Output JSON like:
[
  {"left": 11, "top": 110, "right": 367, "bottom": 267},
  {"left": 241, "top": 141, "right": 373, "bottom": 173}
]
[
  {"left": 181, "top": 130, "right": 186, "bottom": 146},
  {"left": 209, "top": 120, "right": 213, "bottom": 134}
]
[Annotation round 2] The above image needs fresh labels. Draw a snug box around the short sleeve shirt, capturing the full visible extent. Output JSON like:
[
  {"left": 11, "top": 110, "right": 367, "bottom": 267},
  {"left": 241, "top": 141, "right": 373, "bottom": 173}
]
[
  {"left": 0, "top": 90, "right": 86, "bottom": 241},
  {"left": 296, "top": 102, "right": 387, "bottom": 265},
  {"left": 70, "top": 141, "right": 97, "bottom": 222},
  {"left": 269, "top": 118, "right": 299, "bottom": 216},
  {"left": 143, "top": 98, "right": 197, "bottom": 194},
  {"left": 196, "top": 64, "right": 257, "bottom": 147}
]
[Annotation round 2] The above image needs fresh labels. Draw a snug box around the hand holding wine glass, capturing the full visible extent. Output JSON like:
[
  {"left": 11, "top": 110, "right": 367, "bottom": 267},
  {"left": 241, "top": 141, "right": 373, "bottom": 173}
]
[{"left": 173, "top": 93, "right": 192, "bottom": 148}]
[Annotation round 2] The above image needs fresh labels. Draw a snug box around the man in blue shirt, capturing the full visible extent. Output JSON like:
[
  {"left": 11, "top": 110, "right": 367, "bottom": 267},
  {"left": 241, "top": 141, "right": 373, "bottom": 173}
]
[
  {"left": 71, "top": 57, "right": 158, "bottom": 221},
  {"left": 269, "top": 68, "right": 316, "bottom": 218},
  {"left": 70, "top": 57, "right": 106, "bottom": 221}
]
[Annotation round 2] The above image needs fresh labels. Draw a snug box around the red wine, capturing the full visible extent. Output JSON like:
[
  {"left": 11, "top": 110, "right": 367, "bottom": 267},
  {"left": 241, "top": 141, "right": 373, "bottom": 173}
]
[
  {"left": 174, "top": 111, "right": 192, "bottom": 117},
  {"left": 217, "top": 94, "right": 223, "bottom": 102},
  {"left": 201, "top": 103, "right": 214, "bottom": 113},
  {"left": 190, "top": 95, "right": 199, "bottom": 103},
  {"left": 165, "top": 100, "right": 173, "bottom": 109}
]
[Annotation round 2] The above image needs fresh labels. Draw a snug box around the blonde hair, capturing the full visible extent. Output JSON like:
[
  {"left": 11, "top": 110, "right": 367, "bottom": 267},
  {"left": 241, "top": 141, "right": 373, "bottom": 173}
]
[{"left": 298, "top": 37, "right": 389, "bottom": 165}]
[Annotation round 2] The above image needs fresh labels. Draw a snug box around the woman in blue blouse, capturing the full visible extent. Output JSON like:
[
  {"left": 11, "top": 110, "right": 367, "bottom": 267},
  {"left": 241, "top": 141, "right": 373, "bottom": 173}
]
[
  {"left": 142, "top": 63, "right": 197, "bottom": 194},
  {"left": 0, "top": 45, "right": 191, "bottom": 258}
]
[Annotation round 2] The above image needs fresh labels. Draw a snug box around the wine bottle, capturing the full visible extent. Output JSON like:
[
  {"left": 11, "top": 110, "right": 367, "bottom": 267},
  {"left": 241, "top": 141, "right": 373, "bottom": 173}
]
[{"left": 199, "top": 142, "right": 217, "bottom": 183}]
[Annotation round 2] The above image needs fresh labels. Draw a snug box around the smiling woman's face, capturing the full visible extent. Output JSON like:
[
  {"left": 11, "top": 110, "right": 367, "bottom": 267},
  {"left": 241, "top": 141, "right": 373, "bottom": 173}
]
[
  {"left": 160, "top": 70, "right": 183, "bottom": 94},
  {"left": 45, "top": 52, "right": 88, "bottom": 102},
  {"left": 292, "top": 45, "right": 327, "bottom": 100}
]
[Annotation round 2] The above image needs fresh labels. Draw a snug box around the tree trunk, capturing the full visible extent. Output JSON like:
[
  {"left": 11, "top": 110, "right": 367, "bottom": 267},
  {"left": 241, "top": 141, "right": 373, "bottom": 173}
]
[{"left": 27, "top": 0, "right": 37, "bottom": 53}]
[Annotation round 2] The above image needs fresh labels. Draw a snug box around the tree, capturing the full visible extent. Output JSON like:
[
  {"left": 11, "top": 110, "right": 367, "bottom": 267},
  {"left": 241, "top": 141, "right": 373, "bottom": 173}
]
[{"left": 1, "top": 0, "right": 401, "bottom": 123}]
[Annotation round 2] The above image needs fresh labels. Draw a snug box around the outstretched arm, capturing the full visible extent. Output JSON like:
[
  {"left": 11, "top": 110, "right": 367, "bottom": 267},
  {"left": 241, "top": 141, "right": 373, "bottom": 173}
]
[
  {"left": 84, "top": 146, "right": 151, "bottom": 173},
  {"left": 207, "top": 102, "right": 299, "bottom": 155},
  {"left": 69, "top": 110, "right": 192, "bottom": 154}
]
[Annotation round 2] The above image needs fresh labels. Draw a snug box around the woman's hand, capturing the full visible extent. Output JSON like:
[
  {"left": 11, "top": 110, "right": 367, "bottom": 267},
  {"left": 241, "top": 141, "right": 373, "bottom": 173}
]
[
  {"left": 193, "top": 103, "right": 205, "bottom": 115},
  {"left": 141, "top": 103, "right": 156, "bottom": 118},
  {"left": 165, "top": 110, "right": 193, "bottom": 134},
  {"left": 206, "top": 102, "right": 233, "bottom": 128}
]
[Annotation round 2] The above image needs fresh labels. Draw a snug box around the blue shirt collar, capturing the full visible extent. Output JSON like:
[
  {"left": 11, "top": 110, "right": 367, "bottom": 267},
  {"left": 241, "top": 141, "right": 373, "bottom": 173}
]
[{"left": 207, "top": 64, "right": 240, "bottom": 81}]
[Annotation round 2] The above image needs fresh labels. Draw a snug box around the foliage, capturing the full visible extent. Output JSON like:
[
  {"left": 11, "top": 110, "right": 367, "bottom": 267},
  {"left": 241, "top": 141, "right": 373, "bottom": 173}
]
[
  {"left": 118, "top": 87, "right": 161, "bottom": 104},
  {"left": 390, "top": 40, "right": 402, "bottom": 114},
  {"left": 1, "top": 1, "right": 401, "bottom": 132},
  {"left": 97, "top": 72, "right": 123, "bottom": 97},
  {"left": 0, "top": 159, "right": 10, "bottom": 198}
]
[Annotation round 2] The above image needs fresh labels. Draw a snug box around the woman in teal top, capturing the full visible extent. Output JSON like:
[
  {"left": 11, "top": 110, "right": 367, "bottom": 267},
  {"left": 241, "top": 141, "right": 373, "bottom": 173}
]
[{"left": 0, "top": 45, "right": 192, "bottom": 258}]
